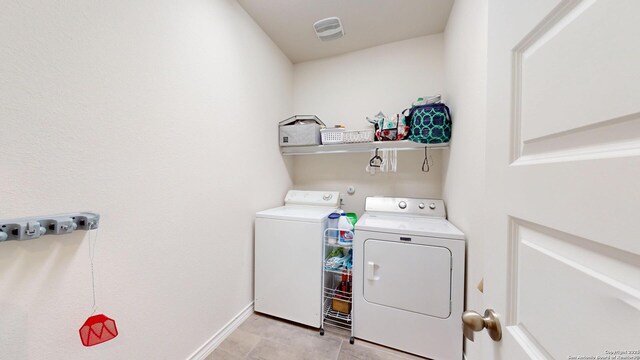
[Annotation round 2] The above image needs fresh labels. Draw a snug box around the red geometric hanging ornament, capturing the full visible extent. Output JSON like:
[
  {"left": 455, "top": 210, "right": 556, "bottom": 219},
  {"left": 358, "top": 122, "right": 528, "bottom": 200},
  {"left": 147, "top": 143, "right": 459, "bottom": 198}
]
[
  {"left": 79, "top": 219, "right": 118, "bottom": 347},
  {"left": 79, "top": 314, "right": 118, "bottom": 347}
]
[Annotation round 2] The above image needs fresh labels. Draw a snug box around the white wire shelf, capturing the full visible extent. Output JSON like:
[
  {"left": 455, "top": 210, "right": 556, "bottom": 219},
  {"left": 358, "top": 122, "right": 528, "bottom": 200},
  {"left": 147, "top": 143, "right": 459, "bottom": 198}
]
[
  {"left": 281, "top": 140, "right": 449, "bottom": 155},
  {"left": 324, "top": 287, "right": 352, "bottom": 301},
  {"left": 324, "top": 267, "right": 352, "bottom": 275},
  {"left": 322, "top": 298, "right": 352, "bottom": 331},
  {"left": 324, "top": 228, "right": 354, "bottom": 249},
  {"left": 324, "top": 241, "right": 353, "bottom": 249}
]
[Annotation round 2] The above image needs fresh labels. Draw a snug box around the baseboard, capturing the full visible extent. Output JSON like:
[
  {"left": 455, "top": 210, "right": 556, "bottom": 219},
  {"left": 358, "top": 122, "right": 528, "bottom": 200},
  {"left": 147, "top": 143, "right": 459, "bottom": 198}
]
[{"left": 187, "top": 302, "right": 254, "bottom": 360}]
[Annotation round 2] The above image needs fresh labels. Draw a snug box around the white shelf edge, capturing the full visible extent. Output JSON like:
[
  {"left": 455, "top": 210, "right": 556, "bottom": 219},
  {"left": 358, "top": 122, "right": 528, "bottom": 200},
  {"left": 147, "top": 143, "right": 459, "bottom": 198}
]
[{"left": 281, "top": 140, "right": 449, "bottom": 155}]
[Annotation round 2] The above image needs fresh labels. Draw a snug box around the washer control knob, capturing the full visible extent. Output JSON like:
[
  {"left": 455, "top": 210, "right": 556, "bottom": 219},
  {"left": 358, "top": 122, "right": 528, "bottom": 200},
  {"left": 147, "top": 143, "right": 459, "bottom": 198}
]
[
  {"left": 419, "top": 203, "right": 425, "bottom": 209},
  {"left": 323, "top": 193, "right": 332, "bottom": 201},
  {"left": 399, "top": 201, "right": 407, "bottom": 209},
  {"left": 429, "top": 203, "right": 436, "bottom": 210}
]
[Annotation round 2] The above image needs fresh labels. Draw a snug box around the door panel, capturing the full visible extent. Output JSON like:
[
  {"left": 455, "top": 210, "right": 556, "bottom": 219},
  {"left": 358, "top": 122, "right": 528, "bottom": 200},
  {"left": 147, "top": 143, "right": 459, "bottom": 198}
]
[
  {"left": 514, "top": 221, "right": 640, "bottom": 359},
  {"left": 518, "top": 0, "right": 640, "bottom": 143},
  {"left": 363, "top": 239, "right": 452, "bottom": 318},
  {"left": 512, "top": 0, "right": 640, "bottom": 168},
  {"left": 485, "top": 0, "right": 640, "bottom": 358},
  {"left": 506, "top": 158, "right": 640, "bottom": 255}
]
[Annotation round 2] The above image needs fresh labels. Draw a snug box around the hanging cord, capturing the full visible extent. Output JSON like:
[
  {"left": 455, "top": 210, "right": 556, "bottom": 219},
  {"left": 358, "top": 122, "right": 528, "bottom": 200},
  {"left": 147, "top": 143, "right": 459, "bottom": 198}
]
[
  {"left": 88, "top": 223, "right": 100, "bottom": 315},
  {"left": 422, "top": 147, "right": 433, "bottom": 172}
]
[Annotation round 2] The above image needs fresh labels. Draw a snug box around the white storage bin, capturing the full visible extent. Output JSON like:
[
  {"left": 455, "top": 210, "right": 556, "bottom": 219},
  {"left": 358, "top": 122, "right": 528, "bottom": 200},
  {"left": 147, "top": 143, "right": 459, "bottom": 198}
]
[
  {"left": 279, "top": 115, "right": 325, "bottom": 146},
  {"left": 321, "top": 128, "right": 345, "bottom": 144}
]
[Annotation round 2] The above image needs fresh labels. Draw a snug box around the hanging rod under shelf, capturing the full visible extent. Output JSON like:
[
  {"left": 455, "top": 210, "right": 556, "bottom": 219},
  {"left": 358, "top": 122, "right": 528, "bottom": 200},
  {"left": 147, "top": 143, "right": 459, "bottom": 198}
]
[{"left": 280, "top": 140, "right": 448, "bottom": 155}]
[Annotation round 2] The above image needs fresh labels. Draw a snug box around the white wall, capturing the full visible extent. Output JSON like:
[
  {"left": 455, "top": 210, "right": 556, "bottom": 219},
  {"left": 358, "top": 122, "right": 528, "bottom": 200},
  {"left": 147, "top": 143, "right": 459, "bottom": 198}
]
[
  {"left": 0, "top": 0, "right": 292, "bottom": 359},
  {"left": 292, "top": 151, "right": 442, "bottom": 215},
  {"left": 442, "top": 0, "right": 488, "bottom": 359},
  {"left": 292, "top": 35, "right": 444, "bottom": 215}
]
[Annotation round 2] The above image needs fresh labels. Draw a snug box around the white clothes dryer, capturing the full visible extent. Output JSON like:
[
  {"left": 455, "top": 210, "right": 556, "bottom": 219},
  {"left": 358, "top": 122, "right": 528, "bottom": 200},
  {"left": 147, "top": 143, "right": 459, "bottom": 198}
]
[
  {"left": 255, "top": 190, "right": 340, "bottom": 328},
  {"left": 353, "top": 197, "right": 465, "bottom": 360}
]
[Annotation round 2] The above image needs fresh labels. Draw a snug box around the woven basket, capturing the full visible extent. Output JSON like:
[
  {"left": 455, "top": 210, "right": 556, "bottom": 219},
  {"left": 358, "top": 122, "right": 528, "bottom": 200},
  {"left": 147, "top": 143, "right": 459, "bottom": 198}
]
[{"left": 343, "top": 129, "right": 375, "bottom": 143}]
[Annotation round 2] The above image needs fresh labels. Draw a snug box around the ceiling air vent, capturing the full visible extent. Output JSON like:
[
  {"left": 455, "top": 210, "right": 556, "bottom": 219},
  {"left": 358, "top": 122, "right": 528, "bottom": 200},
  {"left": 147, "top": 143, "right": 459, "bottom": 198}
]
[{"left": 313, "top": 17, "right": 344, "bottom": 41}]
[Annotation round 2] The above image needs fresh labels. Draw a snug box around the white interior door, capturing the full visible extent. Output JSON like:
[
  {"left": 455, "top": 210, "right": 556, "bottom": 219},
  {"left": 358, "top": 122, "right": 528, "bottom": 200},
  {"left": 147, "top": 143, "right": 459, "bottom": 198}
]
[{"left": 482, "top": 0, "right": 640, "bottom": 358}]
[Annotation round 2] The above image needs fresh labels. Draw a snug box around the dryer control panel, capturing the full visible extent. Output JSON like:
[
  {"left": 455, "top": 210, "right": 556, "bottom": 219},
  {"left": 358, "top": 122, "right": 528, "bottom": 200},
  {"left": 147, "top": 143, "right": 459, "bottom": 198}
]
[
  {"left": 284, "top": 190, "right": 340, "bottom": 207},
  {"left": 364, "top": 197, "right": 446, "bottom": 218}
]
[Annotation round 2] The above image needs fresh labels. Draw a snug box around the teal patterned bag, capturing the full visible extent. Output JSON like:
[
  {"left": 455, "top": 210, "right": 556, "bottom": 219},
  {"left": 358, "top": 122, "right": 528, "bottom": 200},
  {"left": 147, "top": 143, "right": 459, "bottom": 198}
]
[{"left": 407, "top": 103, "right": 452, "bottom": 144}]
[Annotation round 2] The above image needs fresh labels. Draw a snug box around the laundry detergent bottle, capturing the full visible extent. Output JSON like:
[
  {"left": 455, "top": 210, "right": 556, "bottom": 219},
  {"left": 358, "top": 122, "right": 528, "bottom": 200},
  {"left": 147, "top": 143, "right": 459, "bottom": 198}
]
[{"left": 338, "top": 213, "right": 354, "bottom": 244}]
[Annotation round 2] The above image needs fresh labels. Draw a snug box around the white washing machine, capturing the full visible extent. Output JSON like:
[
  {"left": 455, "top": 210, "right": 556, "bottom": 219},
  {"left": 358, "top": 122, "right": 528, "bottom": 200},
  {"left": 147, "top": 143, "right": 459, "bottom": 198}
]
[
  {"left": 353, "top": 197, "right": 465, "bottom": 360},
  {"left": 255, "top": 190, "right": 340, "bottom": 328}
]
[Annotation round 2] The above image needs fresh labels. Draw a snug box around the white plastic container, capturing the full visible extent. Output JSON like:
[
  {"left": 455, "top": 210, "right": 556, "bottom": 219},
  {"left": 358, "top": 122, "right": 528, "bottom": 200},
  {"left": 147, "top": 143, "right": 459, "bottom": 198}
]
[
  {"left": 321, "top": 128, "right": 345, "bottom": 144},
  {"left": 338, "top": 213, "right": 354, "bottom": 244},
  {"left": 327, "top": 213, "right": 340, "bottom": 243}
]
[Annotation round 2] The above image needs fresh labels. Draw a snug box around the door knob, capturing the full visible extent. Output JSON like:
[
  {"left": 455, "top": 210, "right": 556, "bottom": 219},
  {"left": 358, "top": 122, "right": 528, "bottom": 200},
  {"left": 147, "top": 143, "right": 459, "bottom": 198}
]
[{"left": 461, "top": 309, "right": 502, "bottom": 342}]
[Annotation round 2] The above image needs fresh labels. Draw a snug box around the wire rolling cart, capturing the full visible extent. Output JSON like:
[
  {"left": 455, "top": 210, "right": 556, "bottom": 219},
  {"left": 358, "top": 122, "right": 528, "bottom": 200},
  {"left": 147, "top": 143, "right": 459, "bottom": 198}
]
[{"left": 320, "top": 228, "right": 355, "bottom": 344}]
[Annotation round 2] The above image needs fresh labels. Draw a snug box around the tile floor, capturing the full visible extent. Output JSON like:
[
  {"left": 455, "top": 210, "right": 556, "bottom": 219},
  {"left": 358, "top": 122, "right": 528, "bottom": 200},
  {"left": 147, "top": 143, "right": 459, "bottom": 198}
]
[{"left": 206, "top": 313, "right": 426, "bottom": 360}]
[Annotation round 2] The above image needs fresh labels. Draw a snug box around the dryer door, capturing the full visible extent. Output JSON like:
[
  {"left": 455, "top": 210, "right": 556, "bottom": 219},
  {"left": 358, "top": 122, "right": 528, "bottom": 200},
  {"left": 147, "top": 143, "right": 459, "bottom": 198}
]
[{"left": 363, "top": 238, "right": 452, "bottom": 318}]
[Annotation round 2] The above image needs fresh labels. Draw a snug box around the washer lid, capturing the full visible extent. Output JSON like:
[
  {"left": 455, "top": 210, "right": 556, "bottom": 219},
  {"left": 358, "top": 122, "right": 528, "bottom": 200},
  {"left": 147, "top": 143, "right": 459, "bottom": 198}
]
[
  {"left": 355, "top": 213, "right": 465, "bottom": 240},
  {"left": 256, "top": 205, "right": 336, "bottom": 222}
]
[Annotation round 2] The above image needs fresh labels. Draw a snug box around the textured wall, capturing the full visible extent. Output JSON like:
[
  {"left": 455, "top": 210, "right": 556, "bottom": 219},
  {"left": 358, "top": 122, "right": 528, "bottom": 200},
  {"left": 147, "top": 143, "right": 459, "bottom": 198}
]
[
  {"left": 292, "top": 35, "right": 445, "bottom": 215},
  {"left": 441, "top": 0, "right": 489, "bottom": 359},
  {"left": 0, "top": 0, "right": 293, "bottom": 358}
]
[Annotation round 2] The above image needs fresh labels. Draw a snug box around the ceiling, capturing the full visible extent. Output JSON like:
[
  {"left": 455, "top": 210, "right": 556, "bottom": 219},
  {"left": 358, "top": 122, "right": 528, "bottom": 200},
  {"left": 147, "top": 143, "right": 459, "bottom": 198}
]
[{"left": 237, "top": 0, "right": 454, "bottom": 63}]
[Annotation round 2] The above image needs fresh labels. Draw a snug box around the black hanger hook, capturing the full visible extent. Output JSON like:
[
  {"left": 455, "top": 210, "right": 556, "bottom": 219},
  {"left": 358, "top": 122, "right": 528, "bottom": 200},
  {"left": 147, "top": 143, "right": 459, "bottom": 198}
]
[{"left": 369, "top": 148, "right": 383, "bottom": 168}]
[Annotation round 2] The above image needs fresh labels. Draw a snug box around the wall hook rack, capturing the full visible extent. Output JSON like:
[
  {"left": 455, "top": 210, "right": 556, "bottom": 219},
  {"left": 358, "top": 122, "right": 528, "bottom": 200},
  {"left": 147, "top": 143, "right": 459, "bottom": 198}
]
[{"left": 0, "top": 212, "right": 100, "bottom": 242}]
